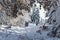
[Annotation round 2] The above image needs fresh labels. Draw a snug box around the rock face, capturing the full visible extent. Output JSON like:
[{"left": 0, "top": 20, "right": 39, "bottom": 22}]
[
  {"left": 9, "top": 10, "right": 31, "bottom": 26},
  {"left": 0, "top": 0, "right": 32, "bottom": 26}
]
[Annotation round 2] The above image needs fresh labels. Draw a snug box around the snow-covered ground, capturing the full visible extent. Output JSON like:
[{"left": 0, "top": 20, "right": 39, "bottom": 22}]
[{"left": 0, "top": 23, "right": 60, "bottom": 40}]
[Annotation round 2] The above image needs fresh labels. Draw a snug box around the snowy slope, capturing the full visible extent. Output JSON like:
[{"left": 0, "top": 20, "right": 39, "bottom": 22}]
[{"left": 0, "top": 23, "right": 60, "bottom": 40}]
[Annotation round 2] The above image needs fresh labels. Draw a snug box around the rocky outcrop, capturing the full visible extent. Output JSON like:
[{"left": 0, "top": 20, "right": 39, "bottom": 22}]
[{"left": 0, "top": 0, "right": 32, "bottom": 26}]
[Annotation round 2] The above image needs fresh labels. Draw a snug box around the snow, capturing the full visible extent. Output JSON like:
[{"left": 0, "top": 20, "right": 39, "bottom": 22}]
[
  {"left": 0, "top": 23, "right": 60, "bottom": 40},
  {"left": 0, "top": 0, "right": 60, "bottom": 40}
]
